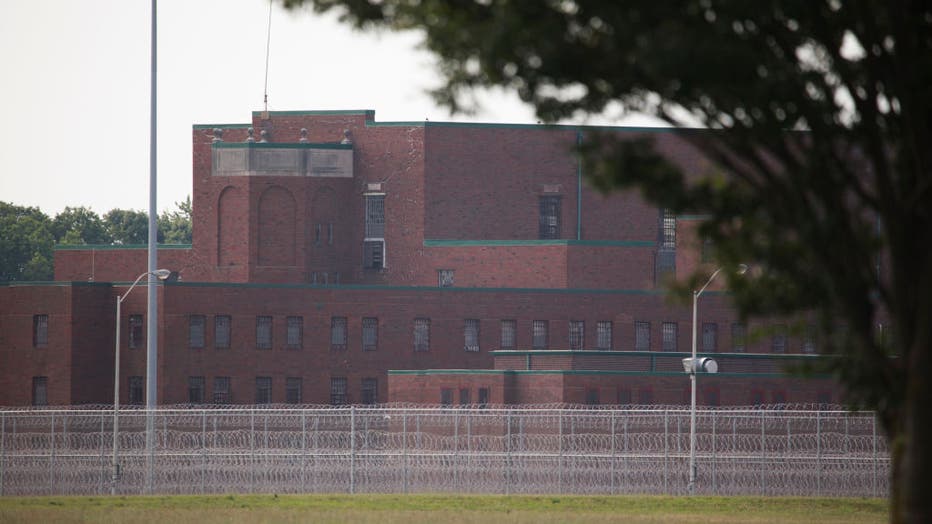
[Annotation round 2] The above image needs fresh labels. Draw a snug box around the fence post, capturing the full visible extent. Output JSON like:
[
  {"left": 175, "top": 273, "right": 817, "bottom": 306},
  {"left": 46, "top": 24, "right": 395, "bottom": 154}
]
[
  {"left": 759, "top": 410, "right": 765, "bottom": 495},
  {"left": 49, "top": 412, "right": 55, "bottom": 495},
  {"left": 98, "top": 413, "right": 105, "bottom": 495},
  {"left": 711, "top": 411, "right": 717, "bottom": 495},
  {"left": 402, "top": 410, "right": 408, "bottom": 494},
  {"left": 201, "top": 410, "right": 207, "bottom": 494},
  {"left": 313, "top": 414, "right": 319, "bottom": 493},
  {"left": 350, "top": 406, "right": 356, "bottom": 494},
  {"left": 250, "top": 410, "right": 256, "bottom": 493},
  {"left": 610, "top": 410, "right": 615, "bottom": 495},
  {"left": 663, "top": 410, "right": 668, "bottom": 494},
  {"left": 301, "top": 412, "right": 307, "bottom": 492},
  {"left": 872, "top": 414, "right": 877, "bottom": 497},
  {"left": 1, "top": 412, "right": 5, "bottom": 496},
  {"left": 505, "top": 410, "right": 512, "bottom": 496},
  {"left": 558, "top": 411, "right": 564, "bottom": 493},
  {"left": 816, "top": 410, "right": 822, "bottom": 496}
]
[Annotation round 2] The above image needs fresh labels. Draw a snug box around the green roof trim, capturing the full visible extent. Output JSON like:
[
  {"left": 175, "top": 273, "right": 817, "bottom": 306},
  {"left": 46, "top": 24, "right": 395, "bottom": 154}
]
[
  {"left": 0, "top": 281, "right": 113, "bottom": 288},
  {"left": 387, "top": 369, "right": 832, "bottom": 379},
  {"left": 192, "top": 123, "right": 250, "bottom": 130},
  {"left": 212, "top": 142, "right": 353, "bottom": 150},
  {"left": 54, "top": 244, "right": 192, "bottom": 251},
  {"left": 424, "top": 239, "right": 654, "bottom": 248},
  {"left": 677, "top": 214, "right": 713, "bottom": 221},
  {"left": 165, "top": 281, "right": 663, "bottom": 295},
  {"left": 252, "top": 109, "right": 375, "bottom": 117},
  {"left": 490, "top": 350, "right": 831, "bottom": 361}
]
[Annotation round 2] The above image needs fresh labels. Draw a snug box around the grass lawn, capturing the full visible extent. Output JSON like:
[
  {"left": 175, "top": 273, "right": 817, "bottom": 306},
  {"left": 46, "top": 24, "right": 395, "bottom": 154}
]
[{"left": 0, "top": 494, "right": 887, "bottom": 523}]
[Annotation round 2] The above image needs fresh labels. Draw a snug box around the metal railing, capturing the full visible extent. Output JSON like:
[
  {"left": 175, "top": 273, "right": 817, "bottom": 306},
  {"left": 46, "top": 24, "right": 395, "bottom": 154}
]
[{"left": 0, "top": 405, "right": 888, "bottom": 497}]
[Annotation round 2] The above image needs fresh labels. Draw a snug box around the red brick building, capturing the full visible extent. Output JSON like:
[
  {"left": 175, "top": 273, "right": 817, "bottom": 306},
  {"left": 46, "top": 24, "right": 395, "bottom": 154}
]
[{"left": 0, "top": 109, "right": 841, "bottom": 407}]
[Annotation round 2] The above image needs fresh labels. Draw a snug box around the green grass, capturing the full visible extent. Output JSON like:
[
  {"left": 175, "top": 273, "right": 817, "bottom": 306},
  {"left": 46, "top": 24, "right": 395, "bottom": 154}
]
[{"left": 0, "top": 494, "right": 887, "bottom": 523}]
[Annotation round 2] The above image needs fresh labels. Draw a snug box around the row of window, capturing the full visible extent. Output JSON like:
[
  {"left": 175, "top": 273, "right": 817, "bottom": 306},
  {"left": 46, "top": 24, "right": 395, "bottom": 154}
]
[{"left": 439, "top": 387, "right": 491, "bottom": 406}]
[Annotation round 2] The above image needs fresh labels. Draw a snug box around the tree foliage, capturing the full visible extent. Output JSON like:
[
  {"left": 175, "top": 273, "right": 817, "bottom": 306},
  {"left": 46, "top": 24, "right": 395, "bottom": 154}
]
[
  {"left": 0, "top": 202, "right": 54, "bottom": 282},
  {"left": 104, "top": 209, "right": 149, "bottom": 245},
  {"left": 158, "top": 196, "right": 193, "bottom": 244},
  {"left": 285, "top": 1, "right": 929, "bottom": 520}
]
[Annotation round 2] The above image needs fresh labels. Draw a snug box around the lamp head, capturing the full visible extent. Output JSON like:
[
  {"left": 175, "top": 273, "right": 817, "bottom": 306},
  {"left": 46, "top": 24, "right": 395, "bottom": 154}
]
[
  {"left": 153, "top": 269, "right": 172, "bottom": 281},
  {"left": 737, "top": 264, "right": 749, "bottom": 275}
]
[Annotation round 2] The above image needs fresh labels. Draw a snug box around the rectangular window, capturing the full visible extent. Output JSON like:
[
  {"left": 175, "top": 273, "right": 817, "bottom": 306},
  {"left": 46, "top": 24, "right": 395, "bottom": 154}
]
[
  {"left": 314, "top": 223, "right": 322, "bottom": 245},
  {"left": 635, "top": 321, "right": 651, "bottom": 351},
  {"left": 330, "top": 377, "right": 348, "bottom": 405},
  {"left": 638, "top": 387, "right": 654, "bottom": 405},
  {"left": 464, "top": 319, "right": 480, "bottom": 352},
  {"left": 32, "top": 376, "right": 48, "bottom": 406},
  {"left": 189, "top": 315, "right": 206, "bottom": 349},
  {"left": 438, "top": 269, "right": 455, "bottom": 288},
  {"left": 128, "top": 376, "right": 144, "bottom": 405},
  {"left": 585, "top": 388, "right": 600, "bottom": 406},
  {"left": 459, "top": 388, "right": 471, "bottom": 405},
  {"left": 361, "top": 378, "right": 378, "bottom": 405},
  {"left": 362, "top": 317, "right": 378, "bottom": 351},
  {"left": 478, "top": 387, "right": 490, "bottom": 407},
  {"left": 772, "top": 324, "right": 787, "bottom": 353},
  {"left": 702, "top": 322, "right": 718, "bottom": 352},
  {"left": 662, "top": 322, "right": 678, "bottom": 351},
  {"left": 539, "top": 195, "right": 562, "bottom": 239},
  {"left": 440, "top": 388, "right": 453, "bottom": 406},
  {"left": 256, "top": 316, "right": 272, "bottom": 349},
  {"left": 287, "top": 316, "right": 303, "bottom": 349},
  {"left": 414, "top": 317, "right": 430, "bottom": 352},
  {"left": 365, "top": 194, "right": 385, "bottom": 238},
  {"left": 802, "top": 324, "right": 817, "bottom": 353},
  {"left": 213, "top": 377, "right": 231, "bottom": 404},
  {"left": 500, "top": 320, "right": 516, "bottom": 350},
  {"left": 214, "top": 315, "right": 231, "bottom": 349},
  {"left": 660, "top": 208, "right": 676, "bottom": 249},
  {"left": 285, "top": 377, "right": 302, "bottom": 404},
  {"left": 188, "top": 376, "right": 205, "bottom": 404},
  {"left": 255, "top": 377, "right": 272, "bottom": 404},
  {"left": 701, "top": 237, "right": 714, "bottom": 263},
  {"left": 731, "top": 323, "right": 747, "bottom": 352},
  {"left": 328, "top": 223, "right": 334, "bottom": 246},
  {"left": 363, "top": 240, "right": 384, "bottom": 269},
  {"left": 532, "top": 320, "right": 549, "bottom": 349},
  {"left": 596, "top": 321, "right": 612, "bottom": 350},
  {"left": 569, "top": 320, "right": 585, "bottom": 350},
  {"left": 655, "top": 209, "right": 677, "bottom": 282},
  {"left": 33, "top": 314, "right": 48, "bottom": 348},
  {"left": 331, "top": 316, "right": 347, "bottom": 350},
  {"left": 617, "top": 388, "right": 632, "bottom": 405},
  {"left": 128, "top": 314, "right": 143, "bottom": 349}
]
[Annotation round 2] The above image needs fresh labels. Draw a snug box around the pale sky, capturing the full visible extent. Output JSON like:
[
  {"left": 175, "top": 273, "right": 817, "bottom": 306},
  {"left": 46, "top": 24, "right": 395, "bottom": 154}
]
[{"left": 0, "top": 0, "right": 656, "bottom": 216}]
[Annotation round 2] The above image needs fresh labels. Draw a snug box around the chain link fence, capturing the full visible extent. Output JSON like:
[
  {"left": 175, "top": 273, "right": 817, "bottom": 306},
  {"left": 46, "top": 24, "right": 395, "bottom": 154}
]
[{"left": 0, "top": 405, "right": 888, "bottom": 497}]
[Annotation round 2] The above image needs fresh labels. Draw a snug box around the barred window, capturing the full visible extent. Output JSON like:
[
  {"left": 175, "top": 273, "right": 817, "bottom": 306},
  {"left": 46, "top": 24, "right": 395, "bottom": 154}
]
[
  {"left": 330, "top": 377, "right": 348, "bottom": 405},
  {"left": 802, "top": 324, "right": 817, "bottom": 353},
  {"left": 331, "top": 316, "right": 347, "bottom": 350},
  {"left": 365, "top": 194, "right": 385, "bottom": 238},
  {"left": 617, "top": 388, "right": 632, "bottom": 405},
  {"left": 214, "top": 315, "right": 231, "bottom": 349},
  {"left": 459, "top": 388, "right": 471, "bottom": 405},
  {"left": 596, "top": 321, "right": 612, "bottom": 350},
  {"left": 362, "top": 317, "right": 378, "bottom": 351},
  {"left": 478, "top": 387, "right": 490, "bottom": 407},
  {"left": 635, "top": 321, "right": 650, "bottom": 351},
  {"left": 129, "top": 314, "right": 143, "bottom": 349},
  {"left": 361, "top": 378, "right": 378, "bottom": 405},
  {"left": 660, "top": 208, "right": 676, "bottom": 249},
  {"left": 285, "top": 377, "right": 303, "bottom": 404},
  {"left": 539, "top": 195, "right": 561, "bottom": 239},
  {"left": 440, "top": 388, "right": 453, "bottom": 406},
  {"left": 213, "top": 377, "right": 231, "bottom": 404},
  {"left": 585, "top": 388, "right": 600, "bottom": 406},
  {"left": 287, "top": 316, "right": 303, "bottom": 349},
  {"left": 128, "top": 376, "right": 144, "bottom": 405},
  {"left": 32, "top": 376, "right": 48, "bottom": 406},
  {"left": 569, "top": 320, "right": 585, "bottom": 350},
  {"left": 414, "top": 318, "right": 430, "bottom": 352},
  {"left": 33, "top": 314, "right": 48, "bottom": 348},
  {"left": 255, "top": 377, "right": 272, "bottom": 404},
  {"left": 500, "top": 320, "right": 516, "bottom": 350},
  {"left": 662, "top": 322, "right": 678, "bottom": 351},
  {"left": 438, "top": 269, "right": 455, "bottom": 288},
  {"left": 189, "top": 315, "right": 206, "bottom": 348},
  {"left": 731, "top": 323, "right": 747, "bottom": 352},
  {"left": 188, "top": 376, "right": 205, "bottom": 404},
  {"left": 532, "top": 320, "right": 549, "bottom": 350},
  {"left": 363, "top": 240, "right": 384, "bottom": 269},
  {"left": 256, "top": 316, "right": 272, "bottom": 349},
  {"left": 464, "top": 319, "right": 480, "bottom": 352},
  {"left": 772, "top": 324, "right": 787, "bottom": 353},
  {"left": 702, "top": 322, "right": 718, "bottom": 352}
]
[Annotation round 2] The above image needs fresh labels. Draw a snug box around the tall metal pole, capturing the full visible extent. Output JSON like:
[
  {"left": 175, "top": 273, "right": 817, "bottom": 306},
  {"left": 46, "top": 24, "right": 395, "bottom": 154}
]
[
  {"left": 688, "top": 289, "right": 699, "bottom": 494},
  {"left": 145, "top": 0, "right": 158, "bottom": 493},
  {"left": 111, "top": 295, "right": 121, "bottom": 495}
]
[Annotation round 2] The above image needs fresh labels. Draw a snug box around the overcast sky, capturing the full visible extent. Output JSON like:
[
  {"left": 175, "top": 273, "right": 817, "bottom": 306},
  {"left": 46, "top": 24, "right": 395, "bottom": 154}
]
[{"left": 0, "top": 0, "right": 656, "bottom": 216}]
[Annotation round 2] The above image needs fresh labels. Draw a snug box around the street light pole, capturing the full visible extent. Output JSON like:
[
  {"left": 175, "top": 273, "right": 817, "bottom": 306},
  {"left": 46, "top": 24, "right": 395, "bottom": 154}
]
[
  {"left": 688, "top": 264, "right": 747, "bottom": 495},
  {"left": 111, "top": 269, "right": 171, "bottom": 496}
]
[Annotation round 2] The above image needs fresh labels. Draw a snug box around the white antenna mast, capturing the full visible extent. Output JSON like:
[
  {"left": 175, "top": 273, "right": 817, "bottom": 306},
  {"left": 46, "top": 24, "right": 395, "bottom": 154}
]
[{"left": 263, "top": 0, "right": 273, "bottom": 113}]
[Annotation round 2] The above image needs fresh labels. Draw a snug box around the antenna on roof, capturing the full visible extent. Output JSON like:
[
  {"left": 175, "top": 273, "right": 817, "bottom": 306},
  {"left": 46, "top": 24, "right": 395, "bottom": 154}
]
[{"left": 262, "top": 0, "right": 273, "bottom": 114}]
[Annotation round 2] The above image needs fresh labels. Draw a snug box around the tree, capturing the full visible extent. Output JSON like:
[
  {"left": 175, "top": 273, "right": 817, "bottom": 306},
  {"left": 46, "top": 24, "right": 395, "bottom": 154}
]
[
  {"left": 52, "top": 206, "right": 110, "bottom": 245},
  {"left": 103, "top": 209, "right": 149, "bottom": 245},
  {"left": 286, "top": 1, "right": 928, "bottom": 521},
  {"left": 158, "top": 196, "right": 192, "bottom": 244},
  {"left": 0, "top": 202, "right": 54, "bottom": 281}
]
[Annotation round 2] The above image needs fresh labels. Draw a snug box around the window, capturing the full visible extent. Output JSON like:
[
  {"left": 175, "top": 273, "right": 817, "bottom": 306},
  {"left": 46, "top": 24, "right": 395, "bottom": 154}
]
[
  {"left": 464, "top": 319, "right": 480, "bottom": 352},
  {"left": 440, "top": 388, "right": 453, "bottom": 406},
  {"left": 214, "top": 315, "right": 231, "bottom": 349},
  {"left": 662, "top": 322, "right": 677, "bottom": 351},
  {"left": 128, "top": 376, "right": 144, "bottom": 405},
  {"left": 731, "top": 323, "right": 747, "bottom": 352},
  {"left": 438, "top": 269, "right": 455, "bottom": 288},
  {"left": 287, "top": 316, "right": 303, "bottom": 349},
  {"left": 539, "top": 195, "right": 561, "bottom": 239},
  {"left": 413, "top": 318, "right": 430, "bottom": 352},
  {"left": 703, "top": 387, "right": 721, "bottom": 406},
  {"left": 569, "top": 320, "right": 585, "bottom": 350},
  {"left": 702, "top": 323, "right": 718, "bottom": 352},
  {"left": 701, "top": 237, "right": 714, "bottom": 263},
  {"left": 331, "top": 316, "right": 347, "bottom": 350},
  {"left": 362, "top": 378, "right": 378, "bottom": 405},
  {"left": 364, "top": 194, "right": 385, "bottom": 269},
  {"left": 189, "top": 315, "right": 206, "bottom": 348},
  {"left": 500, "top": 320, "right": 516, "bottom": 350},
  {"left": 638, "top": 387, "right": 654, "bottom": 405},
  {"left": 772, "top": 390, "right": 787, "bottom": 405},
  {"left": 33, "top": 314, "right": 48, "bottom": 348},
  {"left": 459, "top": 388, "right": 471, "bottom": 405},
  {"left": 32, "top": 376, "right": 48, "bottom": 406},
  {"left": 188, "top": 376, "right": 205, "bottom": 404},
  {"left": 772, "top": 324, "right": 787, "bottom": 353},
  {"left": 617, "top": 388, "right": 632, "bottom": 405},
  {"left": 363, "top": 240, "right": 384, "bottom": 269},
  {"left": 656, "top": 209, "right": 676, "bottom": 281},
  {"left": 802, "top": 324, "right": 817, "bottom": 353},
  {"left": 532, "top": 320, "right": 549, "bottom": 349},
  {"left": 749, "top": 389, "right": 765, "bottom": 406},
  {"left": 256, "top": 316, "right": 272, "bottom": 349},
  {"left": 255, "top": 377, "right": 272, "bottom": 404},
  {"left": 327, "top": 223, "right": 334, "bottom": 246},
  {"left": 478, "top": 387, "right": 490, "bottom": 407},
  {"left": 596, "top": 321, "right": 612, "bottom": 350},
  {"left": 660, "top": 208, "right": 676, "bottom": 249},
  {"left": 362, "top": 317, "right": 378, "bottom": 351},
  {"left": 213, "top": 377, "right": 231, "bottom": 404},
  {"left": 585, "top": 388, "right": 600, "bottom": 406},
  {"left": 128, "top": 314, "right": 143, "bottom": 349},
  {"left": 286, "top": 377, "right": 303, "bottom": 404},
  {"left": 314, "top": 223, "right": 322, "bottom": 245},
  {"left": 330, "top": 377, "right": 348, "bottom": 405},
  {"left": 635, "top": 321, "right": 651, "bottom": 351}
]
